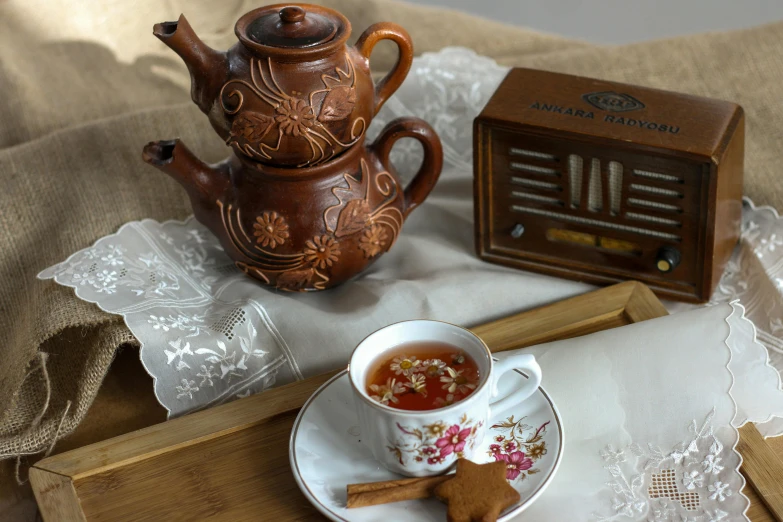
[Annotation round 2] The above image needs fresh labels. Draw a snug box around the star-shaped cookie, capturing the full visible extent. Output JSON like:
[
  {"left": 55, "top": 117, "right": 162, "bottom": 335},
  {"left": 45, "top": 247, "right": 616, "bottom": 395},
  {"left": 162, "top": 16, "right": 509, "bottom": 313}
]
[{"left": 434, "top": 459, "right": 521, "bottom": 522}]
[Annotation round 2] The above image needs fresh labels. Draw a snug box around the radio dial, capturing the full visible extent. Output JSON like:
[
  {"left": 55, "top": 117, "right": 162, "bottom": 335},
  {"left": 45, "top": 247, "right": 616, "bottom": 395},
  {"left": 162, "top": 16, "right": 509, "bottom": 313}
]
[{"left": 656, "top": 247, "right": 681, "bottom": 273}]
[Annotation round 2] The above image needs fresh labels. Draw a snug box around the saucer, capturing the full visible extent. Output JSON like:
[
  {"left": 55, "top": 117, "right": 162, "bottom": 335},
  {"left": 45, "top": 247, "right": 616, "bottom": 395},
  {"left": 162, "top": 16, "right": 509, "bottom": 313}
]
[{"left": 289, "top": 369, "right": 563, "bottom": 521}]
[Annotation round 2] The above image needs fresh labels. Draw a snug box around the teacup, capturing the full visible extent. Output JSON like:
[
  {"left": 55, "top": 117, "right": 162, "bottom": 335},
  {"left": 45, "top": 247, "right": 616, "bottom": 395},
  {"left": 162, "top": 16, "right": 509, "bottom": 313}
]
[{"left": 348, "top": 320, "right": 542, "bottom": 477}]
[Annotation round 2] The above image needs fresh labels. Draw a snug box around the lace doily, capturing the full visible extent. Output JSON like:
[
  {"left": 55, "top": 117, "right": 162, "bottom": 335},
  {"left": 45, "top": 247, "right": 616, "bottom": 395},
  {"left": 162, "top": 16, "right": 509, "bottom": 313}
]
[
  {"left": 702, "top": 200, "right": 783, "bottom": 368},
  {"left": 593, "top": 410, "right": 737, "bottom": 522},
  {"left": 39, "top": 220, "right": 304, "bottom": 413},
  {"left": 506, "top": 301, "right": 783, "bottom": 521}
]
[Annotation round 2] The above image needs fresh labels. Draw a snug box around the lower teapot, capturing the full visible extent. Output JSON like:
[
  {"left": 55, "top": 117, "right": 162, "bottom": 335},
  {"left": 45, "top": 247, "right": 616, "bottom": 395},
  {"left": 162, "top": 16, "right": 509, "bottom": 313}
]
[{"left": 143, "top": 117, "right": 443, "bottom": 291}]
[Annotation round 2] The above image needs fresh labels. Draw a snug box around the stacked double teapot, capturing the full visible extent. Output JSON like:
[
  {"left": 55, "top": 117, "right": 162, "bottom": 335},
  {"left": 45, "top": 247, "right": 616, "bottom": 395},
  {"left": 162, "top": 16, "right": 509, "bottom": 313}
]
[{"left": 143, "top": 4, "right": 443, "bottom": 291}]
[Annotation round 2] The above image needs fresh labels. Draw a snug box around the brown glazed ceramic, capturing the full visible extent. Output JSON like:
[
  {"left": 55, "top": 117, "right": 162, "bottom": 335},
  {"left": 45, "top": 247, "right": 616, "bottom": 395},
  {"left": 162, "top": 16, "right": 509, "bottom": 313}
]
[
  {"left": 146, "top": 4, "right": 443, "bottom": 291},
  {"left": 152, "top": 3, "right": 414, "bottom": 167},
  {"left": 143, "top": 118, "right": 443, "bottom": 291}
]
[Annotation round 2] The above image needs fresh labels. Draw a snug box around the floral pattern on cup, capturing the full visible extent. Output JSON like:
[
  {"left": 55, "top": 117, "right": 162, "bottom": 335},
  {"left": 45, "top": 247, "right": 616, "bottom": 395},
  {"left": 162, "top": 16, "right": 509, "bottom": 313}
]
[
  {"left": 387, "top": 414, "right": 484, "bottom": 468},
  {"left": 488, "top": 416, "right": 550, "bottom": 481}
]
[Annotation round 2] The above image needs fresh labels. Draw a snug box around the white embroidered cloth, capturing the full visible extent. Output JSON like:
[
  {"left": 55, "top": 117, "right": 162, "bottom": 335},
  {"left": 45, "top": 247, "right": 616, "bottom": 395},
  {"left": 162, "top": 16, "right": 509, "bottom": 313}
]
[
  {"left": 496, "top": 302, "right": 783, "bottom": 521},
  {"left": 37, "top": 46, "right": 783, "bottom": 521}
]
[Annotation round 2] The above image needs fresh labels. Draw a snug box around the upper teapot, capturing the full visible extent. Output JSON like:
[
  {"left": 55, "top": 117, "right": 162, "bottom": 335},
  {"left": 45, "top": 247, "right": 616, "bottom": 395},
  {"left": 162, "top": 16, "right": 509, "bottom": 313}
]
[{"left": 154, "top": 3, "right": 413, "bottom": 167}]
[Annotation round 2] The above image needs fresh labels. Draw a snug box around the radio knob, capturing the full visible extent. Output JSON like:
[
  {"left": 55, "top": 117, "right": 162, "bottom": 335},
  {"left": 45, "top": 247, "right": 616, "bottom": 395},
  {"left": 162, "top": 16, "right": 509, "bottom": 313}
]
[{"left": 655, "top": 247, "right": 681, "bottom": 273}]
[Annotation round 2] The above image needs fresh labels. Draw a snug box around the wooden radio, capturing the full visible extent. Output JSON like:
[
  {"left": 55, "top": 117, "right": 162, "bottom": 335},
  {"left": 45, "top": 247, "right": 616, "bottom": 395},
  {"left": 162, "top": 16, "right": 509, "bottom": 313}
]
[{"left": 474, "top": 68, "right": 744, "bottom": 302}]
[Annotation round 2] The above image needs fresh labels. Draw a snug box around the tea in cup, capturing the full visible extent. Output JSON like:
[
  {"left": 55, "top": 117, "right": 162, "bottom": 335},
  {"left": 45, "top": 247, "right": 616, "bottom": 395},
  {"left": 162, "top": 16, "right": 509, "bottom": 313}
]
[{"left": 348, "top": 320, "right": 542, "bottom": 477}]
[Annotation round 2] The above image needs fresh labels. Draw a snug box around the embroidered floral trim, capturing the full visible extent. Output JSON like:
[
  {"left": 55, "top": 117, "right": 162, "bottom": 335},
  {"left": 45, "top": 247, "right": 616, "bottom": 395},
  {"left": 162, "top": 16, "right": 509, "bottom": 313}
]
[
  {"left": 592, "top": 410, "right": 744, "bottom": 521},
  {"left": 38, "top": 218, "right": 301, "bottom": 417}
]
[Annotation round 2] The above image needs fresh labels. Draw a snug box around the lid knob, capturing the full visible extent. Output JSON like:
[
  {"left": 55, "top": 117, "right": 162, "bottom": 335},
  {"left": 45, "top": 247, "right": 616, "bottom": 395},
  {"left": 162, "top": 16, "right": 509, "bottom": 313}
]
[
  {"left": 280, "top": 6, "right": 306, "bottom": 24},
  {"left": 242, "top": 5, "right": 339, "bottom": 49}
]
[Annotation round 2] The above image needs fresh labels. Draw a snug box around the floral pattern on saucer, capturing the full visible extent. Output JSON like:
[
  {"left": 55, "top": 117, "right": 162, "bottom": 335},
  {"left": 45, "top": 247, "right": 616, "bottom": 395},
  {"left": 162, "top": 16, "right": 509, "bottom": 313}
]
[
  {"left": 488, "top": 417, "right": 550, "bottom": 481},
  {"left": 289, "top": 369, "right": 563, "bottom": 522}
]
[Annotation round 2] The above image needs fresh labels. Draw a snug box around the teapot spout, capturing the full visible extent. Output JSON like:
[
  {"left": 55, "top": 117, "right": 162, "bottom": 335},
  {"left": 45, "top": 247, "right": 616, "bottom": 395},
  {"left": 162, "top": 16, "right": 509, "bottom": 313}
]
[
  {"left": 142, "top": 139, "right": 229, "bottom": 204},
  {"left": 153, "top": 15, "right": 228, "bottom": 115}
]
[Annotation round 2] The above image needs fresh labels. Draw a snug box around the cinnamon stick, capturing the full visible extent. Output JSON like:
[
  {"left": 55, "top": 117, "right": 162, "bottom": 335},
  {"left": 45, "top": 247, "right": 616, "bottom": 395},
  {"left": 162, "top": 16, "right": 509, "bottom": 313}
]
[{"left": 346, "top": 475, "right": 452, "bottom": 508}]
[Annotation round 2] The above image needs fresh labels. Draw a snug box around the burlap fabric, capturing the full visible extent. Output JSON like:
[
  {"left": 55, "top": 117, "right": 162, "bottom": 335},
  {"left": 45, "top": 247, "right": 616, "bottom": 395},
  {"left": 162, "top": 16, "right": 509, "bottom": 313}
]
[{"left": 1, "top": 0, "right": 782, "bottom": 510}]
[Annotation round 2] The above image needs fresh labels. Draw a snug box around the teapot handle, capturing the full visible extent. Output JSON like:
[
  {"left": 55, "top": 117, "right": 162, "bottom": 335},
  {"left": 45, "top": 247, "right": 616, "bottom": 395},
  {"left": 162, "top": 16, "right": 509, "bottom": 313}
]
[
  {"left": 354, "top": 23, "right": 413, "bottom": 116},
  {"left": 373, "top": 118, "right": 443, "bottom": 218}
]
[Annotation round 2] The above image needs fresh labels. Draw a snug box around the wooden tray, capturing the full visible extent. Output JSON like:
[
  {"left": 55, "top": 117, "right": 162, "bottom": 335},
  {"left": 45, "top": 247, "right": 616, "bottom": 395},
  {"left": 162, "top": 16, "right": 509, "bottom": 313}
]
[{"left": 30, "top": 282, "right": 783, "bottom": 521}]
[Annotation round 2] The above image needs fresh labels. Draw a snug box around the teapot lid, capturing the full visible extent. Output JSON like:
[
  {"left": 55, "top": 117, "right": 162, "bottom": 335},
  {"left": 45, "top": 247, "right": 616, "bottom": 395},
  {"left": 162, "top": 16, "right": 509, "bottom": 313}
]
[{"left": 244, "top": 5, "right": 340, "bottom": 48}]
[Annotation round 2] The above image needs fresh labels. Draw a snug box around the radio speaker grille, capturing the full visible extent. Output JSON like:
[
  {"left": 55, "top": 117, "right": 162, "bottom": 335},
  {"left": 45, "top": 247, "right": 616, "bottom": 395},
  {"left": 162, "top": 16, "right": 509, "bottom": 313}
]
[
  {"left": 567, "top": 155, "right": 583, "bottom": 207},
  {"left": 506, "top": 147, "right": 684, "bottom": 241}
]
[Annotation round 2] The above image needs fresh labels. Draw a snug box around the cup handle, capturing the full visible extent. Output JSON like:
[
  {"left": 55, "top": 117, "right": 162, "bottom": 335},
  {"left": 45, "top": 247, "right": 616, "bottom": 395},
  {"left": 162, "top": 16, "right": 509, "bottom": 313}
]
[
  {"left": 488, "top": 354, "right": 542, "bottom": 418},
  {"left": 372, "top": 117, "right": 444, "bottom": 218},
  {"left": 354, "top": 22, "right": 414, "bottom": 116}
]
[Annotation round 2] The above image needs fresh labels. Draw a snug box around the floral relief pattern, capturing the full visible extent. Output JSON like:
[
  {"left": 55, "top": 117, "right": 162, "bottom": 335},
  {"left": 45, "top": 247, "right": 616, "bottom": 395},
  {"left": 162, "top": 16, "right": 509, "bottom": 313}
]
[
  {"left": 387, "top": 414, "right": 484, "bottom": 468},
  {"left": 304, "top": 235, "right": 341, "bottom": 269},
  {"left": 231, "top": 112, "right": 273, "bottom": 142},
  {"left": 335, "top": 199, "right": 371, "bottom": 238},
  {"left": 359, "top": 225, "right": 388, "bottom": 258},
  {"left": 324, "top": 159, "right": 403, "bottom": 262},
  {"left": 318, "top": 85, "right": 356, "bottom": 122},
  {"left": 217, "top": 157, "right": 402, "bottom": 292},
  {"left": 275, "top": 268, "right": 315, "bottom": 292},
  {"left": 253, "top": 211, "right": 289, "bottom": 248},
  {"left": 221, "top": 57, "right": 365, "bottom": 166},
  {"left": 275, "top": 98, "right": 316, "bottom": 137}
]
